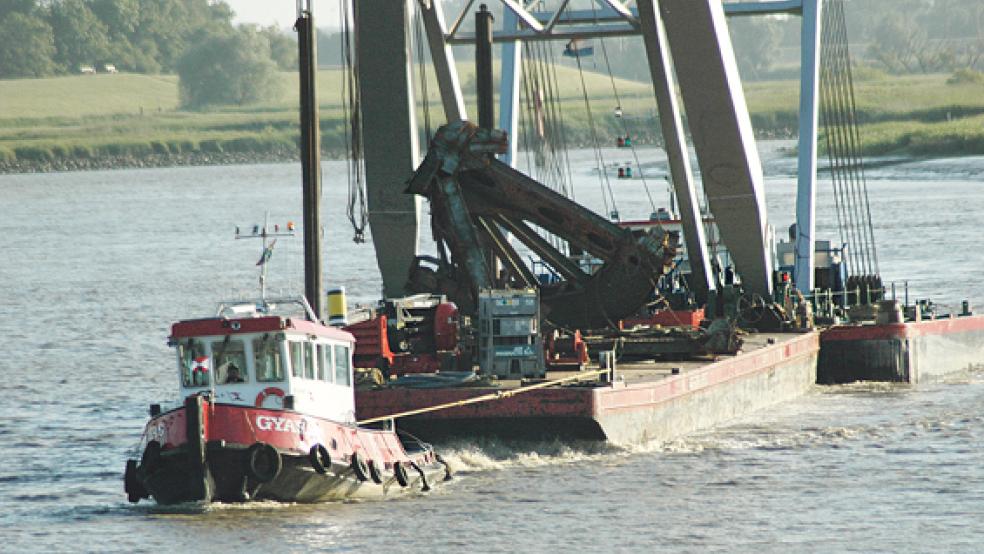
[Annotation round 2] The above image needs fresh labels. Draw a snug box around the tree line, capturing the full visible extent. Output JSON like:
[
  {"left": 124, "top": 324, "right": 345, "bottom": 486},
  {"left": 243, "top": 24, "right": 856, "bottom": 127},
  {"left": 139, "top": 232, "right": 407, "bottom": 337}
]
[{"left": 0, "top": 0, "right": 298, "bottom": 108}]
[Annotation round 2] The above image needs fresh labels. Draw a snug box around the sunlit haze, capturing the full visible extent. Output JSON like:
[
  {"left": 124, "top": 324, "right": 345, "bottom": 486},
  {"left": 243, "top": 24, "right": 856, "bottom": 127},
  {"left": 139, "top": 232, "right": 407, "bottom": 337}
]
[{"left": 225, "top": 0, "right": 340, "bottom": 29}]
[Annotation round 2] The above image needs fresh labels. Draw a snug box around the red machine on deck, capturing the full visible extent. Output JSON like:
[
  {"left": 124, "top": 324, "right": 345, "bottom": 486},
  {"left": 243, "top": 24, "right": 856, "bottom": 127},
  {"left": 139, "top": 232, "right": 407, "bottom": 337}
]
[{"left": 345, "top": 294, "right": 468, "bottom": 376}]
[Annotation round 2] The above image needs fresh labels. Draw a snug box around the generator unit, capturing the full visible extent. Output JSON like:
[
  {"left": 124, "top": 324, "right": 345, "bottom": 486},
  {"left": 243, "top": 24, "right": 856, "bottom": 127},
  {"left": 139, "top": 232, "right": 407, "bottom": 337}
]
[{"left": 478, "top": 288, "right": 545, "bottom": 379}]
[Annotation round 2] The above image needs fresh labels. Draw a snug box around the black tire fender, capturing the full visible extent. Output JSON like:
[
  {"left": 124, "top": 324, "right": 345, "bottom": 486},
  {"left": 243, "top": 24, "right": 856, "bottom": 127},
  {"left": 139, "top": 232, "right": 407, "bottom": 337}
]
[
  {"left": 245, "top": 442, "right": 282, "bottom": 483},
  {"left": 140, "top": 441, "right": 161, "bottom": 475},
  {"left": 309, "top": 443, "right": 331, "bottom": 475},
  {"left": 393, "top": 461, "right": 409, "bottom": 488},
  {"left": 367, "top": 459, "right": 383, "bottom": 484},
  {"left": 350, "top": 452, "right": 370, "bottom": 482},
  {"left": 124, "top": 459, "right": 147, "bottom": 503}
]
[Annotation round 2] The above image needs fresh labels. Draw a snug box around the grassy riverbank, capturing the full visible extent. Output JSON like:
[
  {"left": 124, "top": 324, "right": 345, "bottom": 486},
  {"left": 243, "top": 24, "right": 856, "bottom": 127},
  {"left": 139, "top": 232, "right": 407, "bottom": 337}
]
[{"left": 1, "top": 69, "right": 982, "bottom": 173}]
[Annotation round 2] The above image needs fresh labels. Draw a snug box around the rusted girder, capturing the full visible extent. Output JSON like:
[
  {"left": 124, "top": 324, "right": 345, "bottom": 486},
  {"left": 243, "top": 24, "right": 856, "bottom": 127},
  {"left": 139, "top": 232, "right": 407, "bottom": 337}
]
[{"left": 407, "top": 121, "right": 678, "bottom": 329}]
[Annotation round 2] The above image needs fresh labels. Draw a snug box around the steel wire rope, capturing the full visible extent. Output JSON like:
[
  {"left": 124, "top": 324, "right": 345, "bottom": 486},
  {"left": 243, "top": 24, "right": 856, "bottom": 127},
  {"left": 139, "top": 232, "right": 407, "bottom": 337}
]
[
  {"left": 825, "top": 2, "right": 868, "bottom": 275},
  {"left": 413, "top": 4, "right": 433, "bottom": 142},
  {"left": 340, "top": 0, "right": 368, "bottom": 243},
  {"left": 832, "top": 0, "right": 879, "bottom": 274},
  {"left": 589, "top": 3, "right": 659, "bottom": 217},
  {"left": 820, "top": 5, "right": 864, "bottom": 275},
  {"left": 831, "top": 2, "right": 874, "bottom": 276},
  {"left": 542, "top": 41, "right": 577, "bottom": 201},
  {"left": 572, "top": 45, "right": 618, "bottom": 219}
]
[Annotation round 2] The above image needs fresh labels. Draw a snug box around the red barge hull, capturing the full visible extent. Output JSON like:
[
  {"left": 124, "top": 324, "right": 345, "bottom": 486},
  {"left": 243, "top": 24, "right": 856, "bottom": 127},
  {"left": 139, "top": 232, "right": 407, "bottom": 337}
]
[
  {"left": 818, "top": 314, "right": 984, "bottom": 383},
  {"left": 356, "top": 332, "right": 818, "bottom": 444}
]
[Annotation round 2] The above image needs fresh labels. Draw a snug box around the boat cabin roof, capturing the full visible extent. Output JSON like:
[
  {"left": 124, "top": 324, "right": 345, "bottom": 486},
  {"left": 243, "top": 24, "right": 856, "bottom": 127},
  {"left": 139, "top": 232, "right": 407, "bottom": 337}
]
[{"left": 171, "top": 316, "right": 353, "bottom": 343}]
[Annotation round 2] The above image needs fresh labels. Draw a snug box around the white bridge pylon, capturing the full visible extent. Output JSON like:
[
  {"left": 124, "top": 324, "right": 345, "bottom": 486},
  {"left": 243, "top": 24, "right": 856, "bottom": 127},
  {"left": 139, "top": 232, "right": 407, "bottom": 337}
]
[{"left": 358, "top": 0, "right": 822, "bottom": 299}]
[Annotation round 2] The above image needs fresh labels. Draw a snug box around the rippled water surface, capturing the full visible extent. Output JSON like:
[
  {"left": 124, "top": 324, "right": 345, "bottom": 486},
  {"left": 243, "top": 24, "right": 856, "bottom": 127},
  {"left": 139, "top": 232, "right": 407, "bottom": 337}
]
[{"left": 3, "top": 148, "right": 984, "bottom": 551}]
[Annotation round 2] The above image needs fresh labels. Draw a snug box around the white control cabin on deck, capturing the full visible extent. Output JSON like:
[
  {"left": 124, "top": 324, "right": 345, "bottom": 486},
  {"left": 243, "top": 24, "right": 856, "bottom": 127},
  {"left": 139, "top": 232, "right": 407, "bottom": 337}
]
[{"left": 169, "top": 313, "right": 356, "bottom": 423}]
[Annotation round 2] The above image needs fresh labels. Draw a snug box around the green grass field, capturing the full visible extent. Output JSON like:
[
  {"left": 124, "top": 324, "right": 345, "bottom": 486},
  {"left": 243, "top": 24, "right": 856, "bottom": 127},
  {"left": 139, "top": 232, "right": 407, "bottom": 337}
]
[{"left": 1, "top": 66, "right": 982, "bottom": 166}]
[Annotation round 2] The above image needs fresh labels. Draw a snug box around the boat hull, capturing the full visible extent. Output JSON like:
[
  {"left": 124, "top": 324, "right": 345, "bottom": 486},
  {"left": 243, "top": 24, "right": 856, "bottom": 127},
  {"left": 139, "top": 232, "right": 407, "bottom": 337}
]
[
  {"left": 356, "top": 332, "right": 819, "bottom": 444},
  {"left": 126, "top": 396, "right": 450, "bottom": 505},
  {"left": 818, "top": 315, "right": 984, "bottom": 383}
]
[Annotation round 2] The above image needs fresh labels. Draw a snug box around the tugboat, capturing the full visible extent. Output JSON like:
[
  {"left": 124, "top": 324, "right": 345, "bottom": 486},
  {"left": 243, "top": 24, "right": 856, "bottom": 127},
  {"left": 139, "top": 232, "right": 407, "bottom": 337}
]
[
  {"left": 123, "top": 227, "right": 451, "bottom": 505},
  {"left": 123, "top": 4, "right": 448, "bottom": 505}
]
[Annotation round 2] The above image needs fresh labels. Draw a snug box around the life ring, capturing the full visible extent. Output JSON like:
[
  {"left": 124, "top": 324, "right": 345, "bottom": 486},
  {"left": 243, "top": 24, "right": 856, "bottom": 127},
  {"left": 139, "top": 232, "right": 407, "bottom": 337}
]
[
  {"left": 140, "top": 441, "right": 161, "bottom": 475},
  {"left": 309, "top": 443, "right": 331, "bottom": 475},
  {"left": 350, "top": 452, "right": 369, "bottom": 482},
  {"left": 367, "top": 459, "right": 383, "bottom": 484},
  {"left": 255, "top": 387, "right": 285, "bottom": 408},
  {"left": 393, "top": 461, "right": 409, "bottom": 488},
  {"left": 245, "top": 442, "right": 282, "bottom": 483}
]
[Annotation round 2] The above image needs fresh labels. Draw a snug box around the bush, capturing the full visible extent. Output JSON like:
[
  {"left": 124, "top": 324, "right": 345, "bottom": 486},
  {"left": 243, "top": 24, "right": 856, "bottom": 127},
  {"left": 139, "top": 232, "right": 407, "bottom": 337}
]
[
  {"left": 199, "top": 139, "right": 223, "bottom": 153},
  {"left": 0, "top": 146, "right": 14, "bottom": 162},
  {"left": 71, "top": 144, "right": 92, "bottom": 158},
  {"left": 946, "top": 68, "right": 984, "bottom": 86},
  {"left": 150, "top": 141, "right": 170, "bottom": 155},
  {"left": 14, "top": 145, "right": 53, "bottom": 161}
]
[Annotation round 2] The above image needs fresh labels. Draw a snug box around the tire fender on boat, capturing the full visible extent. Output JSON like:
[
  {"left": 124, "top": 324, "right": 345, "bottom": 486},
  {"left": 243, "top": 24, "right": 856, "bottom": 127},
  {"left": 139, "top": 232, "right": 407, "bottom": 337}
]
[
  {"left": 140, "top": 440, "right": 162, "bottom": 475},
  {"left": 350, "top": 452, "right": 370, "bottom": 482},
  {"left": 393, "top": 461, "right": 409, "bottom": 488},
  {"left": 124, "top": 459, "right": 148, "bottom": 503},
  {"left": 367, "top": 459, "right": 383, "bottom": 484},
  {"left": 309, "top": 443, "right": 331, "bottom": 474},
  {"left": 255, "top": 387, "right": 286, "bottom": 408},
  {"left": 245, "top": 442, "right": 282, "bottom": 483}
]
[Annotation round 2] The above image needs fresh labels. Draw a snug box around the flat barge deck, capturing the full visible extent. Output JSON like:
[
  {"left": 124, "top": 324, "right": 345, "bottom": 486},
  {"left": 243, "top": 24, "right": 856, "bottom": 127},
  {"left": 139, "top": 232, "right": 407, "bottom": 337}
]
[{"left": 356, "top": 332, "right": 818, "bottom": 444}]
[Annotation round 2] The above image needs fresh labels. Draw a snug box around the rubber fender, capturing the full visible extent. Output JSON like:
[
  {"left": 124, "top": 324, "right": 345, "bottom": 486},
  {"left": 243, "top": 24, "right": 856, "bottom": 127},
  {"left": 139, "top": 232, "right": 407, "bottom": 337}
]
[
  {"left": 140, "top": 441, "right": 162, "bottom": 475},
  {"left": 367, "top": 460, "right": 383, "bottom": 484},
  {"left": 124, "top": 459, "right": 147, "bottom": 503},
  {"left": 309, "top": 443, "right": 331, "bottom": 475},
  {"left": 245, "top": 442, "right": 282, "bottom": 483},
  {"left": 350, "top": 452, "right": 370, "bottom": 482},
  {"left": 393, "top": 461, "right": 409, "bottom": 488}
]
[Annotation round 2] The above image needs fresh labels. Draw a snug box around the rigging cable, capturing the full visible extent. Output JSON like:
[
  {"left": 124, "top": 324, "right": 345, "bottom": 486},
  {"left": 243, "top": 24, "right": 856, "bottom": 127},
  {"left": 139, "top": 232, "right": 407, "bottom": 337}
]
[
  {"left": 590, "top": 4, "right": 658, "bottom": 216},
  {"left": 340, "top": 0, "right": 368, "bottom": 243},
  {"left": 413, "top": 3, "right": 433, "bottom": 142},
  {"left": 571, "top": 44, "right": 618, "bottom": 219},
  {"left": 819, "top": 0, "right": 878, "bottom": 277}
]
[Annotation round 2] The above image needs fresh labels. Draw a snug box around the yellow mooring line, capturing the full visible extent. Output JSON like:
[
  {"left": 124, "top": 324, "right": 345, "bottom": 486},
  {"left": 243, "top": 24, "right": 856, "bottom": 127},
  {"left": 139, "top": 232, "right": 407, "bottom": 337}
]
[{"left": 357, "top": 368, "right": 611, "bottom": 425}]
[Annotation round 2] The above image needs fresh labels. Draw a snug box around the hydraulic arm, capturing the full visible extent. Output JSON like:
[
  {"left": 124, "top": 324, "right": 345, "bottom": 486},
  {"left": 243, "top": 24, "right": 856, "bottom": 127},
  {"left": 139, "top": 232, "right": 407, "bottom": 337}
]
[{"left": 406, "top": 121, "right": 678, "bottom": 329}]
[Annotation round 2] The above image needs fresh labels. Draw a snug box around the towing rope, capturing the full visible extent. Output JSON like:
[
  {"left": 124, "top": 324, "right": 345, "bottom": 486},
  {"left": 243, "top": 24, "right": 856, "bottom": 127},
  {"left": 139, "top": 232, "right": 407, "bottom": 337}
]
[{"left": 357, "top": 368, "right": 611, "bottom": 425}]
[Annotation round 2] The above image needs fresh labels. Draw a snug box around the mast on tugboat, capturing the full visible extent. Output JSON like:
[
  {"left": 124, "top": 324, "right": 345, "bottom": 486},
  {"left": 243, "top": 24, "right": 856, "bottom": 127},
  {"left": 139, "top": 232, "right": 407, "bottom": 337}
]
[
  {"left": 234, "top": 213, "right": 296, "bottom": 305},
  {"left": 296, "top": 0, "right": 324, "bottom": 323}
]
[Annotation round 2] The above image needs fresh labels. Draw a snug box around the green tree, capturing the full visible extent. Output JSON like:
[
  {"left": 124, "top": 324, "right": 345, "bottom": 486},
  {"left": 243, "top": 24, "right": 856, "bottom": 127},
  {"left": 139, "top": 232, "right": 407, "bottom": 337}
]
[
  {"left": 729, "top": 17, "right": 782, "bottom": 80},
  {"left": 0, "top": 11, "right": 57, "bottom": 78},
  {"left": 176, "top": 27, "right": 282, "bottom": 108},
  {"left": 48, "top": 0, "right": 112, "bottom": 71},
  {"left": 0, "top": 0, "right": 37, "bottom": 20},
  {"left": 260, "top": 25, "right": 297, "bottom": 70}
]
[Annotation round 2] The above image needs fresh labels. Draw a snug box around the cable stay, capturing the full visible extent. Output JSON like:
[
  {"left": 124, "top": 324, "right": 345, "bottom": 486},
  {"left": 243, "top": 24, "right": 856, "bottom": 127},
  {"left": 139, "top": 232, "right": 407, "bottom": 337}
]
[
  {"left": 570, "top": 41, "right": 619, "bottom": 220},
  {"left": 593, "top": 30, "right": 659, "bottom": 219},
  {"left": 413, "top": 4, "right": 433, "bottom": 143},
  {"left": 819, "top": 0, "right": 879, "bottom": 282},
  {"left": 340, "top": 0, "right": 368, "bottom": 244}
]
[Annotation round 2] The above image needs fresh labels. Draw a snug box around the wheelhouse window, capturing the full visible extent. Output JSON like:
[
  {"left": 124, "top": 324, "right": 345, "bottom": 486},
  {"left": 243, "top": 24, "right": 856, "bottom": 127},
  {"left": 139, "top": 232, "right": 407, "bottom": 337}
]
[
  {"left": 212, "top": 337, "right": 247, "bottom": 384},
  {"left": 317, "top": 344, "right": 332, "bottom": 382},
  {"left": 304, "top": 342, "right": 316, "bottom": 380},
  {"left": 253, "top": 335, "right": 284, "bottom": 382},
  {"left": 290, "top": 342, "right": 303, "bottom": 378},
  {"left": 178, "top": 338, "right": 209, "bottom": 387},
  {"left": 334, "top": 344, "right": 351, "bottom": 386}
]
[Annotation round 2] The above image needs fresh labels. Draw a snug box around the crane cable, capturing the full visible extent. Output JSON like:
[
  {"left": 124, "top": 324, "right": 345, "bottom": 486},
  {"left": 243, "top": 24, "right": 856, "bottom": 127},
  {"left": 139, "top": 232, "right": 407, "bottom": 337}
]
[
  {"left": 571, "top": 44, "right": 619, "bottom": 219},
  {"left": 340, "top": 0, "right": 368, "bottom": 243},
  {"left": 590, "top": 5, "right": 659, "bottom": 217}
]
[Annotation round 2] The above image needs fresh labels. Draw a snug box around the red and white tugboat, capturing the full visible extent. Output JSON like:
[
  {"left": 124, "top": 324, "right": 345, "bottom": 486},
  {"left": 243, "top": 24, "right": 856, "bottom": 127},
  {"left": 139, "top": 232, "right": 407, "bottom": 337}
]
[
  {"left": 123, "top": 247, "right": 451, "bottom": 505},
  {"left": 123, "top": 219, "right": 452, "bottom": 505}
]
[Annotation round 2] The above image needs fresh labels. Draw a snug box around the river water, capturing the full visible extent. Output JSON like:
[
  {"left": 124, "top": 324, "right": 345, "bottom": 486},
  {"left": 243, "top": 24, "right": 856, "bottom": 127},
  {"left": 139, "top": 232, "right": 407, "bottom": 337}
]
[{"left": 3, "top": 146, "right": 984, "bottom": 551}]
